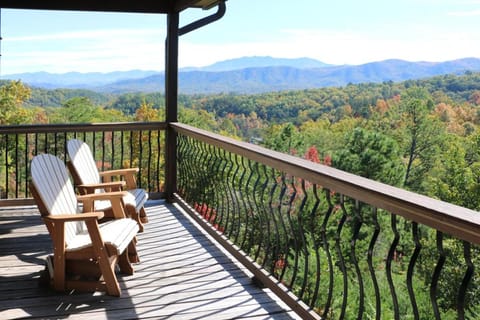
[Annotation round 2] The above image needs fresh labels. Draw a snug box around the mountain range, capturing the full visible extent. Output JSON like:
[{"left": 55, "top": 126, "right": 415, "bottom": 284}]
[{"left": 4, "top": 56, "right": 480, "bottom": 94}]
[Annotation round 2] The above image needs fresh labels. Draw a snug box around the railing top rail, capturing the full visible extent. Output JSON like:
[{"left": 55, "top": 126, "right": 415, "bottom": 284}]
[
  {"left": 0, "top": 121, "right": 167, "bottom": 134},
  {"left": 172, "top": 122, "right": 480, "bottom": 244}
]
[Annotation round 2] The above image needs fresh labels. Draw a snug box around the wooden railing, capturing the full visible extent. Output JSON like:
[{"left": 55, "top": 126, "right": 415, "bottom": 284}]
[
  {"left": 172, "top": 122, "right": 480, "bottom": 320},
  {"left": 0, "top": 122, "right": 166, "bottom": 206}
]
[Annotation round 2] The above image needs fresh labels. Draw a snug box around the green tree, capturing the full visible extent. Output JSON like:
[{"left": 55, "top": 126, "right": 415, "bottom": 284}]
[
  {"left": 0, "top": 81, "right": 32, "bottom": 124},
  {"left": 333, "top": 127, "right": 405, "bottom": 186},
  {"left": 397, "top": 87, "right": 444, "bottom": 191}
]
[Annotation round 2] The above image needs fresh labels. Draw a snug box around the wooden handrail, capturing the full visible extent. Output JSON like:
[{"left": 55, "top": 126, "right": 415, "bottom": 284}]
[
  {"left": 171, "top": 122, "right": 480, "bottom": 244},
  {"left": 0, "top": 121, "right": 167, "bottom": 134}
]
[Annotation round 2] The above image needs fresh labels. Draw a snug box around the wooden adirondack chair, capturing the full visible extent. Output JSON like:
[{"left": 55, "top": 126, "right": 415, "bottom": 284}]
[
  {"left": 66, "top": 139, "right": 148, "bottom": 232},
  {"left": 30, "top": 153, "right": 140, "bottom": 297}
]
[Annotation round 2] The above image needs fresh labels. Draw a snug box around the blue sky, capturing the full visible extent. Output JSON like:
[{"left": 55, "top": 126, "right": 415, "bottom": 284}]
[{"left": 1, "top": 0, "right": 480, "bottom": 74}]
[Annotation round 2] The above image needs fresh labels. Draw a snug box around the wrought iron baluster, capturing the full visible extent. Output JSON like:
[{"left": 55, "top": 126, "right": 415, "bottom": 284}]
[
  {"left": 120, "top": 131, "right": 124, "bottom": 167},
  {"left": 281, "top": 174, "right": 299, "bottom": 285},
  {"left": 223, "top": 149, "right": 234, "bottom": 236},
  {"left": 386, "top": 214, "right": 400, "bottom": 320},
  {"left": 367, "top": 207, "right": 381, "bottom": 320},
  {"left": 147, "top": 130, "right": 152, "bottom": 191},
  {"left": 457, "top": 241, "right": 473, "bottom": 320},
  {"left": 198, "top": 139, "right": 211, "bottom": 208},
  {"left": 138, "top": 130, "right": 143, "bottom": 188},
  {"left": 276, "top": 172, "right": 291, "bottom": 283},
  {"left": 238, "top": 156, "right": 251, "bottom": 251},
  {"left": 407, "top": 222, "right": 421, "bottom": 320},
  {"left": 156, "top": 130, "right": 161, "bottom": 192},
  {"left": 101, "top": 131, "right": 106, "bottom": 171},
  {"left": 252, "top": 161, "right": 266, "bottom": 263},
  {"left": 307, "top": 184, "right": 322, "bottom": 307},
  {"left": 260, "top": 164, "right": 273, "bottom": 269},
  {"left": 336, "top": 194, "right": 348, "bottom": 320},
  {"left": 296, "top": 179, "right": 309, "bottom": 300},
  {"left": 319, "top": 188, "right": 335, "bottom": 318},
  {"left": 14, "top": 133, "right": 18, "bottom": 197},
  {"left": 5, "top": 134, "right": 8, "bottom": 197},
  {"left": 430, "top": 231, "right": 445, "bottom": 320},
  {"left": 268, "top": 168, "right": 282, "bottom": 275},
  {"left": 111, "top": 131, "right": 115, "bottom": 171},
  {"left": 24, "top": 133, "right": 29, "bottom": 198},
  {"left": 351, "top": 200, "right": 364, "bottom": 320},
  {"left": 229, "top": 153, "right": 244, "bottom": 247}
]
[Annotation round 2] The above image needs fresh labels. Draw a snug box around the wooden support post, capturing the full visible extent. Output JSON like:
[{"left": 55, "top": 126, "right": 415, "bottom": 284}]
[{"left": 165, "top": 12, "right": 179, "bottom": 202}]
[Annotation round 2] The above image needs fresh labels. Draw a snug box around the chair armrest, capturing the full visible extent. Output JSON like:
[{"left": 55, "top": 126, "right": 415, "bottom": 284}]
[
  {"left": 77, "top": 191, "right": 128, "bottom": 202},
  {"left": 100, "top": 168, "right": 139, "bottom": 189},
  {"left": 44, "top": 211, "right": 104, "bottom": 222},
  {"left": 77, "top": 181, "right": 126, "bottom": 193},
  {"left": 77, "top": 191, "right": 129, "bottom": 219},
  {"left": 100, "top": 168, "right": 139, "bottom": 176}
]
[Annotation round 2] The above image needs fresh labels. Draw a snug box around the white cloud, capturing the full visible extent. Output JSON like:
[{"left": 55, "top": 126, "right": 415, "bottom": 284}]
[
  {"left": 2, "top": 28, "right": 165, "bottom": 74},
  {"left": 179, "top": 28, "right": 480, "bottom": 67},
  {"left": 448, "top": 9, "right": 480, "bottom": 16}
]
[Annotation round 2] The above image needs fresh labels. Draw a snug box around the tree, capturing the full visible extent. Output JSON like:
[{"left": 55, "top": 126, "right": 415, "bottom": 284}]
[
  {"left": 397, "top": 87, "right": 444, "bottom": 191},
  {"left": 0, "top": 81, "right": 31, "bottom": 124},
  {"left": 333, "top": 127, "right": 405, "bottom": 186}
]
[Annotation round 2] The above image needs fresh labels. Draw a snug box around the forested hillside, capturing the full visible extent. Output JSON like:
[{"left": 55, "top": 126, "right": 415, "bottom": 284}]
[{"left": 3, "top": 71, "right": 480, "bottom": 209}]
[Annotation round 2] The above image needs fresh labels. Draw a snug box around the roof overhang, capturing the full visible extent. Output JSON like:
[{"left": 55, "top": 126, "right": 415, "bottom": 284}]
[{"left": 0, "top": 0, "right": 222, "bottom": 13}]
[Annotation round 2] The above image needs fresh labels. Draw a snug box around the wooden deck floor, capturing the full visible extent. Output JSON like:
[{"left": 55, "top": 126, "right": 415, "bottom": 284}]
[{"left": 0, "top": 200, "right": 300, "bottom": 319}]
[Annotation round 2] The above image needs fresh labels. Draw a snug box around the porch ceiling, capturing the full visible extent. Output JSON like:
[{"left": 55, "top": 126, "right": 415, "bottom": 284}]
[{"left": 0, "top": 0, "right": 222, "bottom": 13}]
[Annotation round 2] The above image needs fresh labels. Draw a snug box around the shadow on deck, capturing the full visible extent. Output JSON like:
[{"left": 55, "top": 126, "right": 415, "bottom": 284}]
[{"left": 0, "top": 200, "right": 299, "bottom": 319}]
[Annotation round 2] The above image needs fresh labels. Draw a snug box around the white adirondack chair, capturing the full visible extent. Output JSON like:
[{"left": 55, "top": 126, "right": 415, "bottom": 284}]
[
  {"left": 66, "top": 139, "right": 148, "bottom": 232},
  {"left": 30, "top": 153, "right": 139, "bottom": 297}
]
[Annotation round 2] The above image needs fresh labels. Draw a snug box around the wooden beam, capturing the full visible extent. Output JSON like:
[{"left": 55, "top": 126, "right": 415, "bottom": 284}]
[{"left": 0, "top": 0, "right": 218, "bottom": 13}]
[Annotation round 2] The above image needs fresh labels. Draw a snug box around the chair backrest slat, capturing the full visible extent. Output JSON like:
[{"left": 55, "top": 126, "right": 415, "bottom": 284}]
[
  {"left": 67, "top": 139, "right": 102, "bottom": 187},
  {"left": 31, "top": 154, "right": 85, "bottom": 245}
]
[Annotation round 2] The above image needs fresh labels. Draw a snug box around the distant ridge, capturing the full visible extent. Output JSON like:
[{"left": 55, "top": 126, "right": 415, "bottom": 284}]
[
  {"left": 183, "top": 56, "right": 333, "bottom": 72},
  {"left": 4, "top": 57, "right": 480, "bottom": 94}
]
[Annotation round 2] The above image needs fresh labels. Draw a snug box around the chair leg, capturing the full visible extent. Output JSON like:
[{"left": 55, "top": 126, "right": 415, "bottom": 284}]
[
  {"left": 128, "top": 239, "right": 140, "bottom": 263},
  {"left": 127, "top": 206, "right": 144, "bottom": 232},
  {"left": 118, "top": 250, "right": 134, "bottom": 275},
  {"left": 139, "top": 207, "right": 148, "bottom": 224}
]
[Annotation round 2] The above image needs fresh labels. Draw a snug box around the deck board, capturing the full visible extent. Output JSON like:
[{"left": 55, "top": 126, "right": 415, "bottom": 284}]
[{"left": 0, "top": 201, "right": 299, "bottom": 319}]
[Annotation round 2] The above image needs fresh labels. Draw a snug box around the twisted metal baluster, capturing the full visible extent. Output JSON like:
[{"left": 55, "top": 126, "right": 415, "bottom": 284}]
[
  {"left": 216, "top": 147, "right": 231, "bottom": 235},
  {"left": 227, "top": 152, "right": 242, "bottom": 244},
  {"left": 320, "top": 188, "right": 335, "bottom": 318},
  {"left": 281, "top": 174, "right": 299, "bottom": 284},
  {"left": 267, "top": 168, "right": 282, "bottom": 274},
  {"left": 240, "top": 156, "right": 253, "bottom": 252},
  {"left": 296, "top": 179, "right": 310, "bottom": 300},
  {"left": 407, "top": 222, "right": 421, "bottom": 320},
  {"left": 210, "top": 145, "right": 224, "bottom": 228},
  {"left": 350, "top": 200, "right": 364, "bottom": 320},
  {"left": 176, "top": 134, "right": 187, "bottom": 196},
  {"left": 336, "top": 194, "right": 349, "bottom": 319},
  {"left": 308, "top": 184, "right": 322, "bottom": 307},
  {"left": 198, "top": 139, "right": 212, "bottom": 208},
  {"left": 430, "top": 231, "right": 445, "bottom": 320},
  {"left": 457, "top": 241, "right": 473, "bottom": 320},
  {"left": 277, "top": 173, "right": 292, "bottom": 283},
  {"left": 180, "top": 134, "right": 195, "bottom": 199},
  {"left": 386, "top": 214, "right": 400, "bottom": 320},
  {"left": 367, "top": 207, "right": 381, "bottom": 320},
  {"left": 253, "top": 162, "right": 268, "bottom": 263}
]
